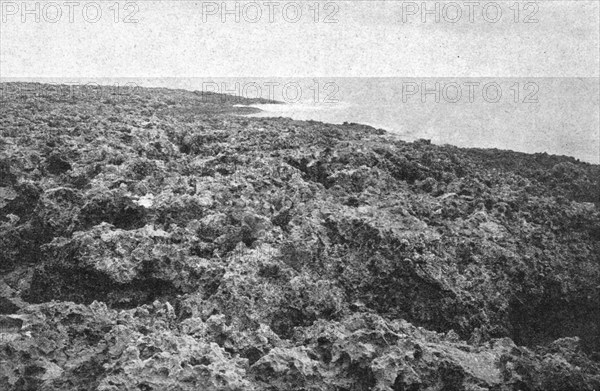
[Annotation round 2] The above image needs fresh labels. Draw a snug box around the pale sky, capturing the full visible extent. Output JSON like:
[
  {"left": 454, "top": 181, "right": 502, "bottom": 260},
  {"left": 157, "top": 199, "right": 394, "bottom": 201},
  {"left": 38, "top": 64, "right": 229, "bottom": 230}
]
[{"left": 1, "top": 1, "right": 598, "bottom": 78}]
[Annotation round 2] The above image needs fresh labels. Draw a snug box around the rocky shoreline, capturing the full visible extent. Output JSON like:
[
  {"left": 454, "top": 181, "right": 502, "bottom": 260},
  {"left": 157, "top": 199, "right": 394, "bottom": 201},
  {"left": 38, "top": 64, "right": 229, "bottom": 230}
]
[{"left": 1, "top": 82, "right": 599, "bottom": 390}]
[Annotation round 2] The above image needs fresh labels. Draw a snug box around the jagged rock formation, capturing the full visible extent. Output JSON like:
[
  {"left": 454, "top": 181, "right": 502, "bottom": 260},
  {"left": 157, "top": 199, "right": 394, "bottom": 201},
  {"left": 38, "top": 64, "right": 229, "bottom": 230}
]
[{"left": 0, "top": 82, "right": 599, "bottom": 390}]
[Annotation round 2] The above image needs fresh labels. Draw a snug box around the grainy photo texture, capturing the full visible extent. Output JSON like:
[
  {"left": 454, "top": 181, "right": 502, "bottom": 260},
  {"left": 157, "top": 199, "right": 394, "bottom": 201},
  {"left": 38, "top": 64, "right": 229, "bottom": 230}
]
[{"left": 0, "top": 1, "right": 599, "bottom": 390}]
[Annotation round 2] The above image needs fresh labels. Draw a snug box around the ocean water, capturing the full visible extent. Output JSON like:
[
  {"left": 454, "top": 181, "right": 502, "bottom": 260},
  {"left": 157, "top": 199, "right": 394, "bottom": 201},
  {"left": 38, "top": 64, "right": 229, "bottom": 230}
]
[
  {"left": 3, "top": 77, "right": 599, "bottom": 163},
  {"left": 243, "top": 78, "right": 600, "bottom": 164}
]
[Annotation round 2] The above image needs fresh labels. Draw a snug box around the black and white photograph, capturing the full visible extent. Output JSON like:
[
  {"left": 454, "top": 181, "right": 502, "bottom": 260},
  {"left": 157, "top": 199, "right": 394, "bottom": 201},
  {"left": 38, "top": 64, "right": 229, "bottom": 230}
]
[{"left": 0, "top": 1, "right": 599, "bottom": 389}]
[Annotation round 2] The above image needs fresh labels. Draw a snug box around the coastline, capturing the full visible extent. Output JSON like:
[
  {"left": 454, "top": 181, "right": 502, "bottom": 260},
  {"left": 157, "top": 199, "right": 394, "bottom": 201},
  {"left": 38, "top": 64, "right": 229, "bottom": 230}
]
[{"left": 0, "top": 82, "right": 599, "bottom": 390}]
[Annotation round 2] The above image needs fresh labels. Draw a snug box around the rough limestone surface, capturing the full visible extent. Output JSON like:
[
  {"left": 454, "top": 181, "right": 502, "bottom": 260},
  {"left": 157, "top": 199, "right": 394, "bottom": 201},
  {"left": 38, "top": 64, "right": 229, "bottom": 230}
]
[{"left": 0, "top": 82, "right": 599, "bottom": 390}]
